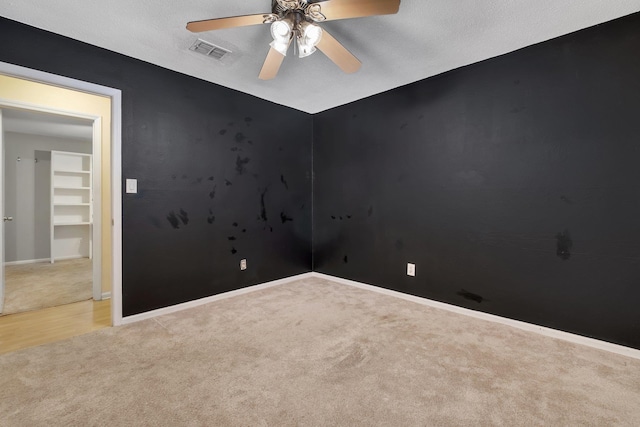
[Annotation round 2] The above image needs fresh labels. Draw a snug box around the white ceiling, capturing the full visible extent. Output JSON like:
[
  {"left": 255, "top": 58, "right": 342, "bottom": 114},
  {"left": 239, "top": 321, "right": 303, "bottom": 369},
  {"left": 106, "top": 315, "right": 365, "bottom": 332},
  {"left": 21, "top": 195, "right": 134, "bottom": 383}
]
[
  {"left": 1, "top": 1, "right": 639, "bottom": 113},
  {"left": 3, "top": 108, "right": 93, "bottom": 141}
]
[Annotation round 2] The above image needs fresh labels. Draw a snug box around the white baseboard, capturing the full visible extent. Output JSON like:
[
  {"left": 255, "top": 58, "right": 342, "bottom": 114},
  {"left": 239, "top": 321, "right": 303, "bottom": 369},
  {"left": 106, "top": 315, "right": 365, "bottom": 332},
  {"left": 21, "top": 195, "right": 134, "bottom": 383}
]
[
  {"left": 4, "top": 258, "right": 50, "bottom": 266},
  {"left": 118, "top": 272, "right": 314, "bottom": 326},
  {"left": 114, "top": 269, "right": 640, "bottom": 360},
  {"left": 101, "top": 292, "right": 111, "bottom": 300},
  {"left": 311, "top": 272, "right": 640, "bottom": 361}
]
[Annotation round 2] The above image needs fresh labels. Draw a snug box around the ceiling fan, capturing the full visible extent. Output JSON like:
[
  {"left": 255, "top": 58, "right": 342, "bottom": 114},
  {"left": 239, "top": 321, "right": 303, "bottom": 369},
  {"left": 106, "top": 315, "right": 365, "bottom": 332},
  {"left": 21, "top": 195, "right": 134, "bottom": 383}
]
[{"left": 186, "top": 0, "right": 401, "bottom": 80}]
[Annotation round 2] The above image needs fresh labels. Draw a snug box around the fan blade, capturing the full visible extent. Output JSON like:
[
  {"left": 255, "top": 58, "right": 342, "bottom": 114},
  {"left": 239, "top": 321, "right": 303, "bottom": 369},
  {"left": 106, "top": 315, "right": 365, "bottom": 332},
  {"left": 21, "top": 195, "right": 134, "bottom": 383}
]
[
  {"left": 316, "top": 0, "right": 400, "bottom": 21},
  {"left": 316, "top": 30, "right": 362, "bottom": 74},
  {"left": 187, "top": 14, "right": 269, "bottom": 32},
  {"left": 259, "top": 40, "right": 292, "bottom": 80}
]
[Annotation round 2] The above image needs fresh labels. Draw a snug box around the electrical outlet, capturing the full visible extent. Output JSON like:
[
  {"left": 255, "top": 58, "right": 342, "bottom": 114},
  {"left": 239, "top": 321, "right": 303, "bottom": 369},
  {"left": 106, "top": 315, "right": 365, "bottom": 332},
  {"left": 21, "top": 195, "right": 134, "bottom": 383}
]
[
  {"left": 240, "top": 259, "right": 247, "bottom": 271},
  {"left": 407, "top": 263, "right": 416, "bottom": 277}
]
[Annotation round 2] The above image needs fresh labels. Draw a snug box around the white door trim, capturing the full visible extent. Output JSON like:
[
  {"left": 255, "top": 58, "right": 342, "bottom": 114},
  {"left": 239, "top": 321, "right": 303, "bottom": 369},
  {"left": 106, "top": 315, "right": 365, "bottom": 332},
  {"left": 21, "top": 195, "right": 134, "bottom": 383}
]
[
  {"left": 91, "top": 117, "right": 103, "bottom": 301},
  {"left": 0, "top": 61, "right": 123, "bottom": 325},
  {"left": 0, "top": 109, "right": 4, "bottom": 314}
]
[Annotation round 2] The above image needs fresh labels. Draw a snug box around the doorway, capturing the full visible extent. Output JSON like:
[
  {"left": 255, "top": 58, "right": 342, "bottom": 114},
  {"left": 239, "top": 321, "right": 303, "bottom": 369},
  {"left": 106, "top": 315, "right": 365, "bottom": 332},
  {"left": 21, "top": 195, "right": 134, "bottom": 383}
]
[
  {"left": 0, "top": 62, "right": 123, "bottom": 326},
  {"left": 1, "top": 108, "right": 96, "bottom": 315}
]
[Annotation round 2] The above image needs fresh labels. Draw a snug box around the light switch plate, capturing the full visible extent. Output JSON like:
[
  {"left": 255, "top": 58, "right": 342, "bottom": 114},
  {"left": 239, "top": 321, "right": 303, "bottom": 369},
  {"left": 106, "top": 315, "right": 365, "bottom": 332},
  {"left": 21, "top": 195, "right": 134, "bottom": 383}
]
[
  {"left": 407, "top": 263, "right": 416, "bottom": 277},
  {"left": 126, "top": 179, "right": 137, "bottom": 194}
]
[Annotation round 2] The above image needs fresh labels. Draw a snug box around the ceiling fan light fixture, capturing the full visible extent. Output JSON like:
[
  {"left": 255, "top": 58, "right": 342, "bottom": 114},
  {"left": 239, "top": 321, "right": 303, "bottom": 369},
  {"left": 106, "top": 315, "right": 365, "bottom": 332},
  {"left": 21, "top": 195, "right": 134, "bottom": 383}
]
[
  {"left": 270, "top": 39, "right": 290, "bottom": 56},
  {"left": 304, "top": 4, "right": 326, "bottom": 22},
  {"left": 297, "top": 42, "right": 316, "bottom": 58},
  {"left": 298, "top": 21, "right": 322, "bottom": 46},
  {"left": 270, "top": 19, "right": 293, "bottom": 44},
  {"left": 296, "top": 21, "right": 322, "bottom": 58}
]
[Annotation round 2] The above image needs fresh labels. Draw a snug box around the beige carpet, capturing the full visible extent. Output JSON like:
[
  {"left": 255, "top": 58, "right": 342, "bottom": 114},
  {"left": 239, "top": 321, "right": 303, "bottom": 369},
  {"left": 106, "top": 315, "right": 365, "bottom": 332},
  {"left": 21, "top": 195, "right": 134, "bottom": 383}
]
[
  {"left": 2, "top": 258, "right": 92, "bottom": 315},
  {"left": 1, "top": 277, "right": 639, "bottom": 426}
]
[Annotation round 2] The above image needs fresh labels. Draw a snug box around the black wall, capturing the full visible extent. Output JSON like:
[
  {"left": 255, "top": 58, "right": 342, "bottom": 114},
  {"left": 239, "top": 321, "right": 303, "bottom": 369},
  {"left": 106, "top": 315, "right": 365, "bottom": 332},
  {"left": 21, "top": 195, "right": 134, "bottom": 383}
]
[
  {"left": 314, "top": 13, "right": 640, "bottom": 349},
  {"left": 0, "top": 18, "right": 312, "bottom": 316}
]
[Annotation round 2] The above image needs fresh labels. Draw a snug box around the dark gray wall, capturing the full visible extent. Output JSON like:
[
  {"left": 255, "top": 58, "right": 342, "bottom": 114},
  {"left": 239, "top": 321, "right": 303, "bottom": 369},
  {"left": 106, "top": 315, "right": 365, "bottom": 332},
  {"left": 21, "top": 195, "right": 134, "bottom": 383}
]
[
  {"left": 0, "top": 18, "right": 312, "bottom": 316},
  {"left": 314, "top": 13, "right": 640, "bottom": 349}
]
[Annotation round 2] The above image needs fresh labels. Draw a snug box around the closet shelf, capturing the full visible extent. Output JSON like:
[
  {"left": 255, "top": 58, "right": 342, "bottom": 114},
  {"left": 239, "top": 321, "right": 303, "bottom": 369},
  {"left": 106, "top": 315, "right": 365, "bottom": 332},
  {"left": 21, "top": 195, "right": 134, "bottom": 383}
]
[
  {"left": 54, "top": 186, "right": 91, "bottom": 190},
  {"left": 51, "top": 151, "right": 93, "bottom": 263},
  {"left": 53, "top": 169, "right": 91, "bottom": 174}
]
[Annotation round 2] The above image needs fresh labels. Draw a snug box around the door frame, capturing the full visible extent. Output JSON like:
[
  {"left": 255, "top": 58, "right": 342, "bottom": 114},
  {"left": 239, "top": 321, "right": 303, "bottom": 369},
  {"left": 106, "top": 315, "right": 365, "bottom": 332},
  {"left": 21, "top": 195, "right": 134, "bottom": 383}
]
[
  {"left": 0, "top": 61, "right": 123, "bottom": 325},
  {"left": 0, "top": 109, "right": 4, "bottom": 313}
]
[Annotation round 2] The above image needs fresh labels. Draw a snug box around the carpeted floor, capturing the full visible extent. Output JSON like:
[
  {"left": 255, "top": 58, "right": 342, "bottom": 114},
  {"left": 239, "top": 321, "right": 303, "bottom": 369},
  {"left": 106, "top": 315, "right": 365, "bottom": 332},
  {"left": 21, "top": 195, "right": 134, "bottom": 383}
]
[
  {"left": 1, "top": 277, "right": 639, "bottom": 426},
  {"left": 2, "top": 258, "right": 92, "bottom": 315}
]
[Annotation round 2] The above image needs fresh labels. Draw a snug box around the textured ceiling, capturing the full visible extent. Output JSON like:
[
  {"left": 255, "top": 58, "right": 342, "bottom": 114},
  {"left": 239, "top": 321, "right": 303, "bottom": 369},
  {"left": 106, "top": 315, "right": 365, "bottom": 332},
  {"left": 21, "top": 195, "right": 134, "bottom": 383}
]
[
  {"left": 1, "top": 1, "right": 639, "bottom": 113},
  {"left": 3, "top": 108, "right": 92, "bottom": 141}
]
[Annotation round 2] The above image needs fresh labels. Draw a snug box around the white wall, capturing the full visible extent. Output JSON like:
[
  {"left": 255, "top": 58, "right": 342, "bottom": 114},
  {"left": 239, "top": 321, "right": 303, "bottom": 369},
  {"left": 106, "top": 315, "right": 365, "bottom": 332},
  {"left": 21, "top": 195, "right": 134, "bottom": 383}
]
[{"left": 4, "top": 132, "right": 91, "bottom": 263}]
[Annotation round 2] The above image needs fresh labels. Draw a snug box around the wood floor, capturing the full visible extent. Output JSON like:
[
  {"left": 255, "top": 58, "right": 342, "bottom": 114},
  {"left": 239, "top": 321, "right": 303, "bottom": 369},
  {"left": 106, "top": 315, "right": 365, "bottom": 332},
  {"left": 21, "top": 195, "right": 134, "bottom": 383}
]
[{"left": 0, "top": 299, "right": 111, "bottom": 354}]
